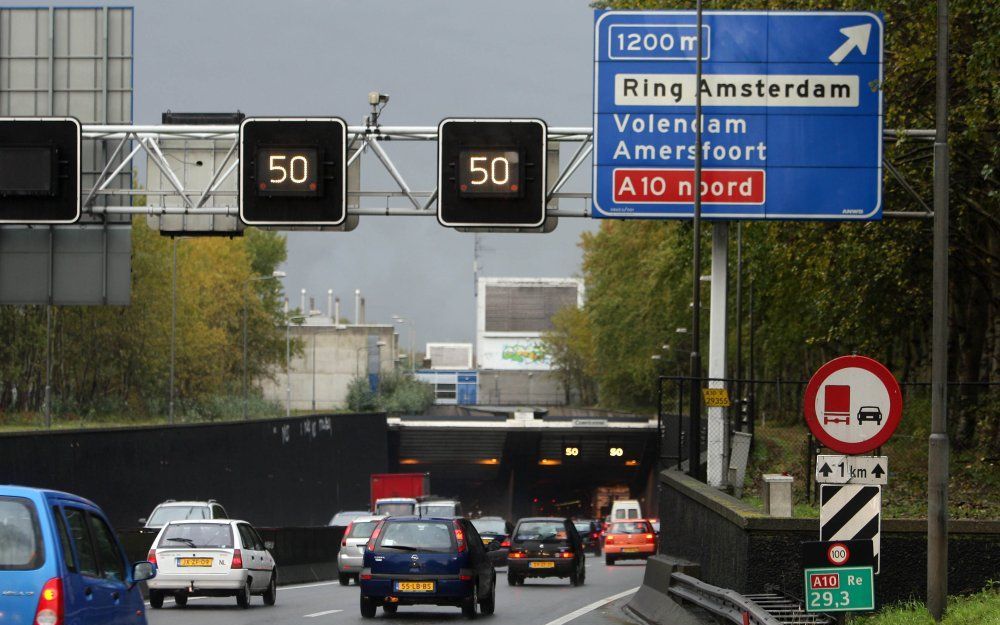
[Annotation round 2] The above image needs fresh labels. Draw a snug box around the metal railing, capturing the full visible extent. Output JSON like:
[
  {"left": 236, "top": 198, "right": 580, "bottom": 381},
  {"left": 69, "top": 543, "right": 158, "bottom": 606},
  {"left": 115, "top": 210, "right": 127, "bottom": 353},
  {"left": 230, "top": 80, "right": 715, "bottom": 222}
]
[{"left": 669, "top": 573, "right": 835, "bottom": 625}]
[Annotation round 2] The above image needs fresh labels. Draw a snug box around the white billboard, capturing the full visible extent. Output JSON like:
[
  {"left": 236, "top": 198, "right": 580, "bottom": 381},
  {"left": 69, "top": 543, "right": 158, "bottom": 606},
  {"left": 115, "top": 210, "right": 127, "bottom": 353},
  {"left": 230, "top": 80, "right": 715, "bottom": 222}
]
[{"left": 479, "top": 337, "right": 552, "bottom": 371}]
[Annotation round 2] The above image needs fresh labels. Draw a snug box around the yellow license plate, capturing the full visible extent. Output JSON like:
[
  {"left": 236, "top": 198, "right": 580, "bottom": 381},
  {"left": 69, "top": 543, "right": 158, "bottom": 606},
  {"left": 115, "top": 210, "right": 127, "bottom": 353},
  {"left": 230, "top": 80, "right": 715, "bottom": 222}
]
[
  {"left": 529, "top": 561, "right": 556, "bottom": 569},
  {"left": 395, "top": 581, "right": 435, "bottom": 592},
  {"left": 623, "top": 548, "right": 639, "bottom": 553},
  {"left": 178, "top": 558, "right": 213, "bottom": 567}
]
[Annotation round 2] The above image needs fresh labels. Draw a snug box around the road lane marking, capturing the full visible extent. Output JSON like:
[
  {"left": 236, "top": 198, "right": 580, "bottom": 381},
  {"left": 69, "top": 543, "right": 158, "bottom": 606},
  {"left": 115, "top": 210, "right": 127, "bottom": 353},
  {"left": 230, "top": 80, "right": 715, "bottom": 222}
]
[
  {"left": 304, "top": 609, "right": 344, "bottom": 618},
  {"left": 144, "top": 580, "right": 338, "bottom": 606},
  {"left": 542, "top": 587, "right": 640, "bottom": 625}
]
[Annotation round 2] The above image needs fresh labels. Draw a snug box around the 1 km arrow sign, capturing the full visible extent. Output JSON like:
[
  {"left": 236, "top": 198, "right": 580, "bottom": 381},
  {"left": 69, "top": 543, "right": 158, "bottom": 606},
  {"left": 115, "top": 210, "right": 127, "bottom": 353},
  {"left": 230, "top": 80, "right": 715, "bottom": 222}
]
[
  {"left": 816, "top": 455, "right": 888, "bottom": 485},
  {"left": 804, "top": 355, "right": 903, "bottom": 454}
]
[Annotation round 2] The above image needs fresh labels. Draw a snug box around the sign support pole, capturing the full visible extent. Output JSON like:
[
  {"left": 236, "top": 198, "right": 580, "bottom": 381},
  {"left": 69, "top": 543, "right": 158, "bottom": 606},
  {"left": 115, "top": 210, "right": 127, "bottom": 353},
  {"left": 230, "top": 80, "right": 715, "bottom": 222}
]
[
  {"left": 687, "top": 0, "right": 705, "bottom": 482},
  {"left": 707, "top": 223, "right": 728, "bottom": 487},
  {"left": 928, "top": 0, "right": 950, "bottom": 619}
]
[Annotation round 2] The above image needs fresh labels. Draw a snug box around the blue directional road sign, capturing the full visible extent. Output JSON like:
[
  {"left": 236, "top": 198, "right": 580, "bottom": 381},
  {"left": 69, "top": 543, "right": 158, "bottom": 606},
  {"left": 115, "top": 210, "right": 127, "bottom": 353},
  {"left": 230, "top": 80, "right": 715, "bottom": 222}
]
[{"left": 593, "top": 11, "right": 883, "bottom": 220}]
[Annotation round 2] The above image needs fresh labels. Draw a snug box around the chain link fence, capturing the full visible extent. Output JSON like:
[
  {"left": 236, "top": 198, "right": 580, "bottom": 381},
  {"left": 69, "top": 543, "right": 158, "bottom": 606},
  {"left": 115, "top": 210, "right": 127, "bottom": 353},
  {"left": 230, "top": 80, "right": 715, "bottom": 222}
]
[{"left": 657, "top": 376, "right": 1000, "bottom": 519}]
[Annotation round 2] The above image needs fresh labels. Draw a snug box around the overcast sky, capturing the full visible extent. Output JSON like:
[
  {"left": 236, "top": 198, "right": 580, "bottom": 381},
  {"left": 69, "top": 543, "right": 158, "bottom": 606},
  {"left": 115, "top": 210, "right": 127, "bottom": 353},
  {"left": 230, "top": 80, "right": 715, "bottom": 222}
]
[{"left": 84, "top": 0, "right": 599, "bottom": 347}]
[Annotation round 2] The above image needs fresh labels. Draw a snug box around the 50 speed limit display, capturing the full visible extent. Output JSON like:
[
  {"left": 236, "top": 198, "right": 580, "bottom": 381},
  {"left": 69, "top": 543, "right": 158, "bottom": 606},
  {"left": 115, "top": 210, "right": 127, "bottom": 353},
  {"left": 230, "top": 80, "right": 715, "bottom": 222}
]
[
  {"left": 437, "top": 118, "right": 547, "bottom": 228},
  {"left": 239, "top": 117, "right": 347, "bottom": 226}
]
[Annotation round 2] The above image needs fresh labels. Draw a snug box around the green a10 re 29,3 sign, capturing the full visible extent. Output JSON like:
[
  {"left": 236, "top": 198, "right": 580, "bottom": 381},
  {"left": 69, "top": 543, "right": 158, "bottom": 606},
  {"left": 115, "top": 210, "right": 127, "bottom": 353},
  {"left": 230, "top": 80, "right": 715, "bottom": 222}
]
[{"left": 804, "top": 567, "right": 875, "bottom": 612}]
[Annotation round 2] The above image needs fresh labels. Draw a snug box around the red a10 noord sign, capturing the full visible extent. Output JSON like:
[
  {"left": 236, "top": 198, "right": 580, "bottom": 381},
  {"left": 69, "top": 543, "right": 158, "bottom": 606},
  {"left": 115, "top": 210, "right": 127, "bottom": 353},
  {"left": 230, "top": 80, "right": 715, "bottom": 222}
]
[{"left": 804, "top": 355, "right": 902, "bottom": 454}]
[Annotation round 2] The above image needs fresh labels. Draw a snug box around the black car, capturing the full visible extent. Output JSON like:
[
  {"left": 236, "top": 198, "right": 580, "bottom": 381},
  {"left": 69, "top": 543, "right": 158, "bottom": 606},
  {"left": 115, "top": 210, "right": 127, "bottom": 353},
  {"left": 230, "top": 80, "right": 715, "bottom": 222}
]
[
  {"left": 507, "top": 517, "right": 585, "bottom": 586},
  {"left": 573, "top": 519, "right": 603, "bottom": 556},
  {"left": 472, "top": 516, "right": 513, "bottom": 566}
]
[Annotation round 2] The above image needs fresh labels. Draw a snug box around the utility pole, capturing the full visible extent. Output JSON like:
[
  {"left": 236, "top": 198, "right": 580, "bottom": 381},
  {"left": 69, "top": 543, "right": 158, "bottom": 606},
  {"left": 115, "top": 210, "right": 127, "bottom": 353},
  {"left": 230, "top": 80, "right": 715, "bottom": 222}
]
[
  {"left": 688, "top": 0, "right": 705, "bottom": 482},
  {"left": 928, "top": 0, "right": 950, "bottom": 619},
  {"left": 169, "top": 238, "right": 176, "bottom": 425}
]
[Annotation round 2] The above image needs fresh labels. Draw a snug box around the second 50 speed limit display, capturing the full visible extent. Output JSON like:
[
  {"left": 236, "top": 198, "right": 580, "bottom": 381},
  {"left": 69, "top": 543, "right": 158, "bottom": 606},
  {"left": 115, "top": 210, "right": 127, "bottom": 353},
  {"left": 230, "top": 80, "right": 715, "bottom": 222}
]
[
  {"left": 239, "top": 118, "right": 347, "bottom": 226},
  {"left": 438, "top": 118, "right": 547, "bottom": 229}
]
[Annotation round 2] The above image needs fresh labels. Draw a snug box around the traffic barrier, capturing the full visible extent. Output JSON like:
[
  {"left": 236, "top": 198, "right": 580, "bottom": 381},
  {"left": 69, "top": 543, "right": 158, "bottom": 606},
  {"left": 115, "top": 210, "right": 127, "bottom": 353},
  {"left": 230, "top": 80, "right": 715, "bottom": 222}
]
[{"left": 624, "top": 555, "right": 704, "bottom": 625}]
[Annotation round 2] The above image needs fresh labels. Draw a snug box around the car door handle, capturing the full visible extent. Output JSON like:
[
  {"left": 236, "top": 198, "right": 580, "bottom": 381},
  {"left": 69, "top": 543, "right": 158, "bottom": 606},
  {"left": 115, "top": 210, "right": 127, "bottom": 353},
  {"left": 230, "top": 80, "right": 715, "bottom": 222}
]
[{"left": 83, "top": 587, "right": 93, "bottom": 599}]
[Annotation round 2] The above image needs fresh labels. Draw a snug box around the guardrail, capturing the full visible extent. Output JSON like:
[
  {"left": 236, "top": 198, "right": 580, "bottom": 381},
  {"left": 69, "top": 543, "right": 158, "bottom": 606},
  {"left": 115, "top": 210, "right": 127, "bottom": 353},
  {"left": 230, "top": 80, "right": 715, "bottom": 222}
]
[{"left": 669, "top": 573, "right": 834, "bottom": 625}]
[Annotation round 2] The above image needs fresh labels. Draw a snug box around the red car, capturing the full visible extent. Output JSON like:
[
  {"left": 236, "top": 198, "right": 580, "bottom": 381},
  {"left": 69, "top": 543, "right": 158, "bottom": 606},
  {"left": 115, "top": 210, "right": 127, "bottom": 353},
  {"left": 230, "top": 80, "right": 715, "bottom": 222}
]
[{"left": 603, "top": 519, "right": 656, "bottom": 565}]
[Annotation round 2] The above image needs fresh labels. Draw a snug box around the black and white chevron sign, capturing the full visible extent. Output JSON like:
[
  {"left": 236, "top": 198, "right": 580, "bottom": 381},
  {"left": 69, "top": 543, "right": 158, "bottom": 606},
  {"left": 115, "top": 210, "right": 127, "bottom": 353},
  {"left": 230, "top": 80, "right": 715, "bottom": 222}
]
[{"left": 820, "top": 484, "right": 881, "bottom": 573}]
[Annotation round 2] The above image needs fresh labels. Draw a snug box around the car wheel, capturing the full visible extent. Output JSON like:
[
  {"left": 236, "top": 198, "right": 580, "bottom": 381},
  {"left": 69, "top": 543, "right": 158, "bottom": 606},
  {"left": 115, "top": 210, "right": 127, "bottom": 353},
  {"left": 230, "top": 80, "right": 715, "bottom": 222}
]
[
  {"left": 461, "top": 583, "right": 478, "bottom": 619},
  {"left": 236, "top": 579, "right": 251, "bottom": 609},
  {"left": 173, "top": 591, "right": 188, "bottom": 607},
  {"left": 360, "top": 595, "right": 377, "bottom": 619},
  {"left": 594, "top": 546, "right": 602, "bottom": 556},
  {"left": 383, "top": 603, "right": 398, "bottom": 615},
  {"left": 339, "top": 573, "right": 351, "bottom": 586},
  {"left": 507, "top": 572, "right": 518, "bottom": 586},
  {"left": 263, "top": 572, "right": 277, "bottom": 606},
  {"left": 605, "top": 555, "right": 614, "bottom": 566},
  {"left": 570, "top": 566, "right": 580, "bottom": 586},
  {"left": 479, "top": 581, "right": 496, "bottom": 616},
  {"left": 148, "top": 590, "right": 164, "bottom": 609}
]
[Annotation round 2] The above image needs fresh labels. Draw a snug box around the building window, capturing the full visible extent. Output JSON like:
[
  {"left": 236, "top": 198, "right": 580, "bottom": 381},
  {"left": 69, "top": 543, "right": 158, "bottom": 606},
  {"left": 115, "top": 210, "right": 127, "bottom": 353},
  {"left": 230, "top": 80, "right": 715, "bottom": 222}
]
[{"left": 436, "top": 384, "right": 457, "bottom": 400}]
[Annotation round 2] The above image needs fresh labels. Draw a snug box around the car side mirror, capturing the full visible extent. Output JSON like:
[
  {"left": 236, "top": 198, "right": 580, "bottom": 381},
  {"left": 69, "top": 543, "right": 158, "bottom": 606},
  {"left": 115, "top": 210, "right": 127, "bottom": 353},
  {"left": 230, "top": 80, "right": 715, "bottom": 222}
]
[
  {"left": 132, "top": 561, "right": 156, "bottom": 584},
  {"left": 137, "top": 518, "right": 147, "bottom": 525}
]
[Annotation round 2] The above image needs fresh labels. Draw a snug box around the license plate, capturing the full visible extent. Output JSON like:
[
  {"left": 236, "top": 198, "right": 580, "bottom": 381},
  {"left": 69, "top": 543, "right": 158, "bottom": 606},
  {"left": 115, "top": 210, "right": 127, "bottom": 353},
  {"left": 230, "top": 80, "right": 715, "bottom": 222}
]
[
  {"left": 529, "top": 561, "right": 556, "bottom": 569},
  {"left": 178, "top": 558, "right": 213, "bottom": 567},
  {"left": 623, "top": 548, "right": 639, "bottom": 553},
  {"left": 394, "top": 581, "right": 435, "bottom": 592}
]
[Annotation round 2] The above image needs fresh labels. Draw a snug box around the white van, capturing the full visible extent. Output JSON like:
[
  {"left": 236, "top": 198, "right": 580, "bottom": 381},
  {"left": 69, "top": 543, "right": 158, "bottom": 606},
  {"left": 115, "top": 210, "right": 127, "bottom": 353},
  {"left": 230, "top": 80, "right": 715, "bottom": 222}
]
[{"left": 610, "top": 499, "right": 642, "bottom": 521}]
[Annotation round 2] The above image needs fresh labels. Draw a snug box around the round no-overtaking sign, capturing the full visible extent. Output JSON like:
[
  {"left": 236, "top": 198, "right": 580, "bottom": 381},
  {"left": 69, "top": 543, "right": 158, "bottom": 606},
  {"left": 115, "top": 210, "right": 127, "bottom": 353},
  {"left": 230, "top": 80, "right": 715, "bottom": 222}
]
[{"left": 804, "top": 355, "right": 903, "bottom": 454}]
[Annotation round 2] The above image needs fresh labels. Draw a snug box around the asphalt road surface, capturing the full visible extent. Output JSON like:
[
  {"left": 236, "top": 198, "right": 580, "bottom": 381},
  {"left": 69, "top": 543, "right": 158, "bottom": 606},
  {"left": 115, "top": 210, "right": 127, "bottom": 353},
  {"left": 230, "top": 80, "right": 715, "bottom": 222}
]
[{"left": 145, "top": 555, "right": 647, "bottom": 625}]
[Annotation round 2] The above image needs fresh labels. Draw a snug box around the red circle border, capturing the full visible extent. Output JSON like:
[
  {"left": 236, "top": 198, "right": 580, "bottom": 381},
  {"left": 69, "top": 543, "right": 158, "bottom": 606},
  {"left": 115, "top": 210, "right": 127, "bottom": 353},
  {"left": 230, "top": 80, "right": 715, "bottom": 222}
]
[
  {"left": 827, "top": 542, "right": 850, "bottom": 566},
  {"left": 803, "top": 355, "right": 903, "bottom": 454}
]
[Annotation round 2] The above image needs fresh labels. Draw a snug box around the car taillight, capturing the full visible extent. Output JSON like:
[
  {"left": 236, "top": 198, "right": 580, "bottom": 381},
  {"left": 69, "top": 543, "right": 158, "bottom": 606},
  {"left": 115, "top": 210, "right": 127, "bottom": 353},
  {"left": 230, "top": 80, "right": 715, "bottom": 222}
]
[
  {"left": 500, "top": 539, "right": 510, "bottom": 548},
  {"left": 509, "top": 551, "right": 525, "bottom": 559},
  {"left": 231, "top": 549, "right": 243, "bottom": 569},
  {"left": 645, "top": 533, "right": 655, "bottom": 541},
  {"left": 454, "top": 521, "right": 466, "bottom": 553},
  {"left": 591, "top": 532, "right": 599, "bottom": 539},
  {"left": 147, "top": 549, "right": 157, "bottom": 566},
  {"left": 366, "top": 524, "right": 382, "bottom": 551},
  {"left": 606, "top": 535, "right": 615, "bottom": 543},
  {"left": 559, "top": 551, "right": 574, "bottom": 559},
  {"left": 459, "top": 574, "right": 473, "bottom": 581},
  {"left": 34, "top": 577, "right": 62, "bottom": 625},
  {"left": 342, "top": 522, "right": 353, "bottom": 547}
]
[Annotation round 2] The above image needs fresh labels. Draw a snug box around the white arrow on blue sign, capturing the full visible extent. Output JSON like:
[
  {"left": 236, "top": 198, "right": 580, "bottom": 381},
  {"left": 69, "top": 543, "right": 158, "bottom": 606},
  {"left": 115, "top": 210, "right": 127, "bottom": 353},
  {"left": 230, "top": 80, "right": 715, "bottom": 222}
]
[{"left": 592, "top": 10, "right": 884, "bottom": 220}]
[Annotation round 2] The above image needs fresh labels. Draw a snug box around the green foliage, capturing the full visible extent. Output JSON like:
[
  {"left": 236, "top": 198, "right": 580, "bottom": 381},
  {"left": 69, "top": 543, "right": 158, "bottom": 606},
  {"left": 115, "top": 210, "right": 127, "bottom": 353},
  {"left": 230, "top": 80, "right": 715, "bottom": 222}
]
[
  {"left": 347, "top": 376, "right": 377, "bottom": 412},
  {"left": 346, "top": 372, "right": 435, "bottom": 414},
  {"left": 853, "top": 583, "right": 1000, "bottom": 625},
  {"left": 0, "top": 220, "right": 289, "bottom": 421}
]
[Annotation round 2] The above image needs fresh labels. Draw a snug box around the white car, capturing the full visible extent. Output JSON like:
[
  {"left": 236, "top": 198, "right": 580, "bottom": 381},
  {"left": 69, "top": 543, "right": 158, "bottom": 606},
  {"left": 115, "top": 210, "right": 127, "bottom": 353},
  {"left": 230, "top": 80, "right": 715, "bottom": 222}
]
[
  {"left": 146, "top": 519, "right": 276, "bottom": 609},
  {"left": 337, "top": 515, "right": 385, "bottom": 585},
  {"left": 141, "top": 499, "right": 229, "bottom": 529}
]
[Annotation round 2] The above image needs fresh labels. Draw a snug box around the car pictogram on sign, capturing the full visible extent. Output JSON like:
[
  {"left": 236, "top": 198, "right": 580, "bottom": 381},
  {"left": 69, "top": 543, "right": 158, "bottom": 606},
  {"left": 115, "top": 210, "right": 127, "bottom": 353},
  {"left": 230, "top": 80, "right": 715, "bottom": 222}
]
[{"left": 856, "top": 406, "right": 883, "bottom": 426}]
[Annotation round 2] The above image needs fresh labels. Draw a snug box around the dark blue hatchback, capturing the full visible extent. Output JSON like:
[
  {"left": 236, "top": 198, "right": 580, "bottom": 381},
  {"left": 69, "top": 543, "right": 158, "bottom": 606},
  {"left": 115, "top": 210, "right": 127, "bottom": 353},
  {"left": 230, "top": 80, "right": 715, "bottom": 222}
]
[
  {"left": 359, "top": 517, "right": 497, "bottom": 619},
  {"left": 0, "top": 485, "right": 156, "bottom": 625}
]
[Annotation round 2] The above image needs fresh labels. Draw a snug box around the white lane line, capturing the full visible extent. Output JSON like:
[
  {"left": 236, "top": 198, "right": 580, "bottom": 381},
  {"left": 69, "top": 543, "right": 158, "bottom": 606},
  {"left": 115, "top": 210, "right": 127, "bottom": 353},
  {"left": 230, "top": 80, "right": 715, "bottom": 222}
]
[
  {"left": 542, "top": 587, "right": 640, "bottom": 625},
  {"left": 304, "top": 609, "right": 344, "bottom": 618}
]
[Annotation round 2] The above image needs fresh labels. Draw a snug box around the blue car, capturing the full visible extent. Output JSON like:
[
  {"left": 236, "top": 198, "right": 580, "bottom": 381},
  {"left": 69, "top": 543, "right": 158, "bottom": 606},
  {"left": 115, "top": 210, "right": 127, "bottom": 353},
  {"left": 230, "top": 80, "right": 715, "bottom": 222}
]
[
  {"left": 359, "top": 516, "right": 497, "bottom": 619},
  {"left": 0, "top": 486, "right": 156, "bottom": 625}
]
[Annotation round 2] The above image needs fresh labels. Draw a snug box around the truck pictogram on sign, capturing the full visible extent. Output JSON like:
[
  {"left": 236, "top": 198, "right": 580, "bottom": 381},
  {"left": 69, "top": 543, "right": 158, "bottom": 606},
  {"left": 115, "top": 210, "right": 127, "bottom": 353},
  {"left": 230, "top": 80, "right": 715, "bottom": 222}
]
[{"left": 823, "top": 384, "right": 851, "bottom": 425}]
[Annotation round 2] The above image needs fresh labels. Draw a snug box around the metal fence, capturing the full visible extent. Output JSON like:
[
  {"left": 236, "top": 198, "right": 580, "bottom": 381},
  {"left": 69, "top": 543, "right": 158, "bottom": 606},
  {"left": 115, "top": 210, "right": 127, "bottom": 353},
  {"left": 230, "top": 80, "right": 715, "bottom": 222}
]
[{"left": 657, "top": 375, "right": 1000, "bottom": 517}]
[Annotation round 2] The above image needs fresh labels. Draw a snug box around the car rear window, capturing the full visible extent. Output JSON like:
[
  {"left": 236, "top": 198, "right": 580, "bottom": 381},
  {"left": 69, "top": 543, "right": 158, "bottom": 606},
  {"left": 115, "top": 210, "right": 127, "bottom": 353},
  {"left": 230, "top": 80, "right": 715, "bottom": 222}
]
[
  {"left": 573, "top": 521, "right": 592, "bottom": 533},
  {"left": 0, "top": 497, "right": 43, "bottom": 570},
  {"left": 347, "top": 521, "right": 380, "bottom": 538},
  {"left": 418, "top": 504, "right": 456, "bottom": 517},
  {"left": 148, "top": 505, "right": 210, "bottom": 525},
  {"left": 377, "top": 521, "right": 454, "bottom": 553},
  {"left": 472, "top": 519, "right": 506, "bottom": 535},
  {"left": 159, "top": 523, "right": 233, "bottom": 549},
  {"left": 514, "top": 521, "right": 567, "bottom": 542},
  {"left": 611, "top": 521, "right": 652, "bottom": 534}
]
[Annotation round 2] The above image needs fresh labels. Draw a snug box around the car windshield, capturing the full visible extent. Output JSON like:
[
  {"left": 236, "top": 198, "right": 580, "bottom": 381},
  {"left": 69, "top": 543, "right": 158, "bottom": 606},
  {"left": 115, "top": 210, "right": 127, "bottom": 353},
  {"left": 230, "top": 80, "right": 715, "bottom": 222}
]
[
  {"left": 472, "top": 519, "right": 506, "bottom": 535},
  {"left": 377, "top": 502, "right": 415, "bottom": 516},
  {"left": 378, "top": 521, "right": 454, "bottom": 553},
  {"left": 330, "top": 511, "right": 367, "bottom": 526},
  {"left": 347, "top": 521, "right": 380, "bottom": 538},
  {"left": 148, "top": 505, "right": 210, "bottom": 525},
  {"left": 160, "top": 523, "right": 233, "bottom": 549},
  {"left": 515, "top": 521, "right": 567, "bottom": 542},
  {"left": 611, "top": 521, "right": 651, "bottom": 535},
  {"left": 419, "top": 505, "right": 455, "bottom": 517},
  {"left": 0, "top": 497, "right": 43, "bottom": 570}
]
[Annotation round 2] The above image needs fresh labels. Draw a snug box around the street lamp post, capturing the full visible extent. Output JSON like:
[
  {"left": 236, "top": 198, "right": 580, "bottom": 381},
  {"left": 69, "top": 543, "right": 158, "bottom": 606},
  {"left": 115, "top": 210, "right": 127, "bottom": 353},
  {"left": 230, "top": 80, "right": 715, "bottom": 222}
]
[
  {"left": 243, "top": 271, "right": 286, "bottom": 420},
  {"left": 285, "top": 313, "right": 306, "bottom": 417},
  {"left": 392, "top": 315, "right": 415, "bottom": 372}
]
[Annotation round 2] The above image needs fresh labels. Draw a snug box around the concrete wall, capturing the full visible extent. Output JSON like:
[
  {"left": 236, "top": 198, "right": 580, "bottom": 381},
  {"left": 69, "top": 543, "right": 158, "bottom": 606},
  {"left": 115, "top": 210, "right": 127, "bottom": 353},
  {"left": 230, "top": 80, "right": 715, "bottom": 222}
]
[
  {"left": 476, "top": 369, "right": 567, "bottom": 405},
  {"left": 259, "top": 324, "right": 398, "bottom": 411},
  {"left": 659, "top": 470, "right": 1000, "bottom": 606}
]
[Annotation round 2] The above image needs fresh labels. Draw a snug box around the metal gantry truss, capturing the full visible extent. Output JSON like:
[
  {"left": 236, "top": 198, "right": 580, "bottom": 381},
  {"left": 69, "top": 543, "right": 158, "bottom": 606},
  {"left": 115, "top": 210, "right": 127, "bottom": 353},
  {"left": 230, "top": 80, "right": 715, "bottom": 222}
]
[{"left": 79, "top": 123, "right": 934, "bottom": 220}]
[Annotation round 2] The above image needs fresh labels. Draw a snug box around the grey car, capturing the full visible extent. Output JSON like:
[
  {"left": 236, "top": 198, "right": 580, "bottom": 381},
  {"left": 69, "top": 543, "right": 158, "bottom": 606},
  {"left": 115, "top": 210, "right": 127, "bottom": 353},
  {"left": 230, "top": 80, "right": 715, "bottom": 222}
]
[{"left": 337, "top": 514, "right": 385, "bottom": 585}]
